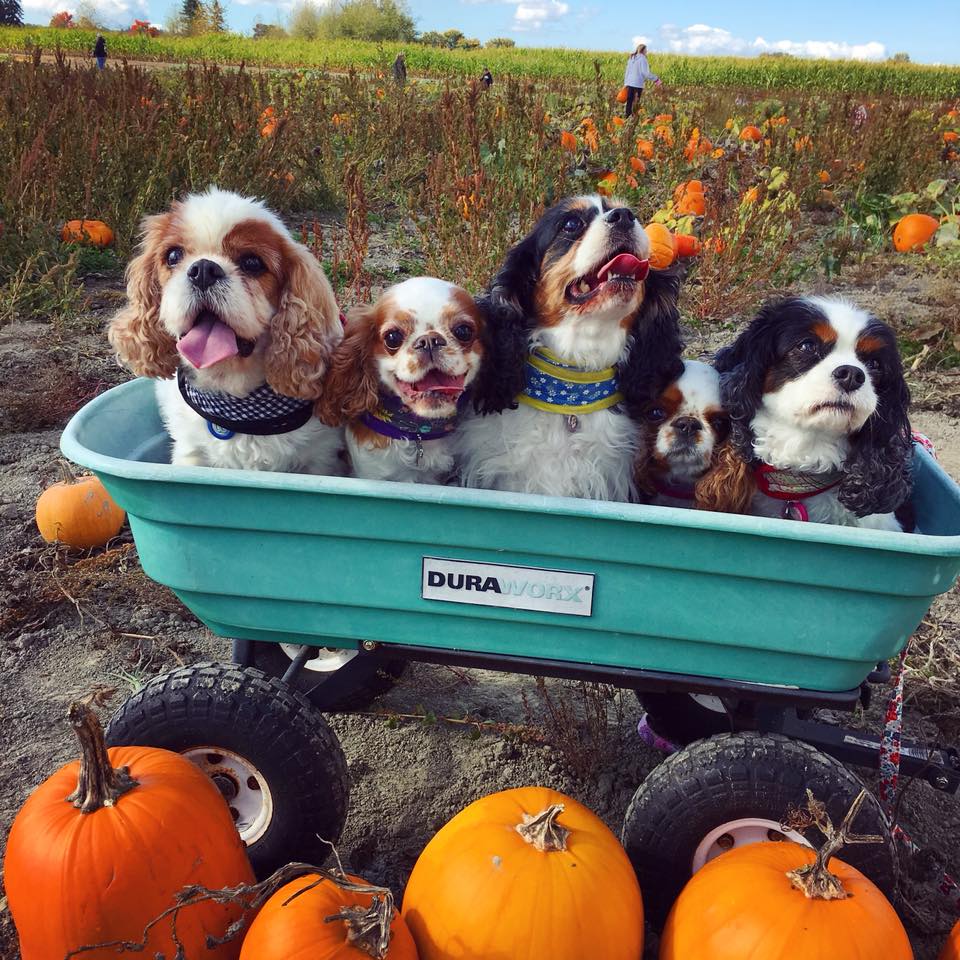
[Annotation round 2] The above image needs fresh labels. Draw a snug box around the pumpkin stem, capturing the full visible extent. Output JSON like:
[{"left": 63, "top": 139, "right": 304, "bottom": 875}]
[
  {"left": 325, "top": 892, "right": 395, "bottom": 960},
  {"left": 784, "top": 789, "right": 883, "bottom": 900},
  {"left": 65, "top": 701, "right": 138, "bottom": 813},
  {"left": 56, "top": 458, "right": 78, "bottom": 485},
  {"left": 515, "top": 803, "right": 570, "bottom": 852}
]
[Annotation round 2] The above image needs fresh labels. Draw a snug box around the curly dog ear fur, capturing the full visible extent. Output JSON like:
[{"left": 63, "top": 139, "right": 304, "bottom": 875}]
[
  {"left": 265, "top": 240, "right": 342, "bottom": 400},
  {"left": 314, "top": 305, "right": 381, "bottom": 426},
  {"left": 619, "top": 264, "right": 684, "bottom": 417},
  {"left": 107, "top": 212, "right": 179, "bottom": 378},
  {"left": 694, "top": 440, "right": 756, "bottom": 513}
]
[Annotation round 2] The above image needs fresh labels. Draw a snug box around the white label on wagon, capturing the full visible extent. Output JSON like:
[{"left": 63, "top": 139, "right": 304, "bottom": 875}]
[{"left": 421, "top": 557, "right": 594, "bottom": 617}]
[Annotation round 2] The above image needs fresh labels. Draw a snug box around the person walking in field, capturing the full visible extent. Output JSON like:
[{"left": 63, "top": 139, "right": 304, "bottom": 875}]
[
  {"left": 393, "top": 52, "right": 407, "bottom": 85},
  {"left": 480, "top": 66, "right": 493, "bottom": 89},
  {"left": 93, "top": 33, "right": 107, "bottom": 70},
  {"left": 623, "top": 42, "right": 660, "bottom": 118}
]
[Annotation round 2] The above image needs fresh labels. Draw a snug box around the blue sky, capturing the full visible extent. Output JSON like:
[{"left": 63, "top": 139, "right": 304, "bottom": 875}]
[{"left": 23, "top": 0, "right": 960, "bottom": 65}]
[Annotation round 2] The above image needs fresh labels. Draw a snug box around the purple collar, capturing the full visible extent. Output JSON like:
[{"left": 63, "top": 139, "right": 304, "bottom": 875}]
[{"left": 359, "top": 391, "right": 468, "bottom": 443}]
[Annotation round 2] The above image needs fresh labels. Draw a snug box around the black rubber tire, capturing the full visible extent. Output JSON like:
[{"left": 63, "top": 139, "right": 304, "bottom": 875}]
[
  {"left": 251, "top": 642, "right": 407, "bottom": 711},
  {"left": 636, "top": 691, "right": 741, "bottom": 744},
  {"left": 105, "top": 662, "right": 350, "bottom": 878},
  {"left": 621, "top": 732, "right": 898, "bottom": 927}
]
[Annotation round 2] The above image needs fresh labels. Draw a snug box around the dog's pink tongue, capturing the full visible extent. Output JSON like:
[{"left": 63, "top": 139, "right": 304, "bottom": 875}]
[
  {"left": 596, "top": 253, "right": 649, "bottom": 283},
  {"left": 177, "top": 317, "right": 239, "bottom": 369},
  {"left": 414, "top": 370, "right": 465, "bottom": 394}
]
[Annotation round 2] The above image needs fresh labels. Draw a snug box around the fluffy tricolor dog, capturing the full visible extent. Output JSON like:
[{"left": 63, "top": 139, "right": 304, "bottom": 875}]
[
  {"left": 108, "top": 187, "right": 344, "bottom": 473},
  {"left": 456, "top": 195, "right": 683, "bottom": 501},
  {"left": 698, "top": 296, "right": 912, "bottom": 529},
  {"left": 639, "top": 360, "right": 728, "bottom": 508},
  {"left": 317, "top": 277, "right": 484, "bottom": 483}
]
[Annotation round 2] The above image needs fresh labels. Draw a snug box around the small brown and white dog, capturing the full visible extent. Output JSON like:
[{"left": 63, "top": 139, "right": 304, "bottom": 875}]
[
  {"left": 456, "top": 195, "right": 683, "bottom": 502},
  {"left": 639, "top": 360, "right": 729, "bottom": 508},
  {"left": 108, "top": 187, "right": 344, "bottom": 474},
  {"left": 316, "top": 277, "right": 484, "bottom": 483}
]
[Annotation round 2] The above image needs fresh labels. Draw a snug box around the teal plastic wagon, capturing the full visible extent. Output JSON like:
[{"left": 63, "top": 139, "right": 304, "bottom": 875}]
[{"left": 61, "top": 377, "right": 960, "bottom": 922}]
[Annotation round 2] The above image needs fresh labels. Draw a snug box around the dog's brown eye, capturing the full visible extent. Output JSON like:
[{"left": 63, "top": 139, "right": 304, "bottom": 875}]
[
  {"left": 452, "top": 323, "right": 474, "bottom": 343},
  {"left": 864, "top": 357, "right": 881, "bottom": 373},
  {"left": 238, "top": 254, "right": 265, "bottom": 275},
  {"left": 165, "top": 246, "right": 184, "bottom": 268},
  {"left": 647, "top": 406, "right": 666, "bottom": 423},
  {"left": 562, "top": 215, "right": 583, "bottom": 234},
  {"left": 797, "top": 338, "right": 818, "bottom": 353},
  {"left": 383, "top": 329, "right": 404, "bottom": 351}
]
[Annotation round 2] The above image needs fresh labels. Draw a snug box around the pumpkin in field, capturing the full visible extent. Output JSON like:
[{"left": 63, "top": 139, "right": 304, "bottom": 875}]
[
  {"left": 61, "top": 219, "right": 114, "bottom": 248},
  {"left": 893, "top": 213, "right": 940, "bottom": 252},
  {"left": 636, "top": 138, "right": 654, "bottom": 159},
  {"left": 645, "top": 222, "right": 676, "bottom": 269},
  {"left": 36, "top": 463, "right": 125, "bottom": 549},
  {"left": 940, "top": 920, "right": 960, "bottom": 960},
  {"left": 616, "top": 86, "right": 629, "bottom": 103},
  {"left": 739, "top": 124, "right": 763, "bottom": 142},
  {"left": 674, "top": 180, "right": 706, "bottom": 216},
  {"left": 673, "top": 233, "right": 702, "bottom": 258},
  {"left": 240, "top": 872, "right": 418, "bottom": 960},
  {"left": 401, "top": 786, "right": 643, "bottom": 960},
  {"left": 660, "top": 790, "right": 911, "bottom": 960},
  {"left": 560, "top": 130, "right": 577, "bottom": 151},
  {"left": 5, "top": 703, "right": 255, "bottom": 960}
]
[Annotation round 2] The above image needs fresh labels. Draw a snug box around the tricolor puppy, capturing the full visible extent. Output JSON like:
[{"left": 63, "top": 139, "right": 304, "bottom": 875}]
[
  {"left": 317, "top": 277, "right": 484, "bottom": 483},
  {"left": 108, "top": 187, "right": 344, "bottom": 474},
  {"left": 639, "top": 360, "right": 729, "bottom": 507},
  {"left": 699, "top": 296, "right": 912, "bottom": 529},
  {"left": 457, "top": 195, "right": 683, "bottom": 501}
]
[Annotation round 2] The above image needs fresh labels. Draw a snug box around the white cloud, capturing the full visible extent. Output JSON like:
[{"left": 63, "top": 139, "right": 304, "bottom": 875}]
[
  {"left": 24, "top": 0, "right": 147, "bottom": 25},
  {"left": 512, "top": 1, "right": 568, "bottom": 30},
  {"left": 656, "top": 22, "right": 886, "bottom": 61}
]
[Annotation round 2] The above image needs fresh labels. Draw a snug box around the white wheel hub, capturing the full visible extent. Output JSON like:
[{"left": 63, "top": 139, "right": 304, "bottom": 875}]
[
  {"left": 692, "top": 817, "right": 811, "bottom": 873},
  {"left": 279, "top": 642, "right": 358, "bottom": 673},
  {"left": 182, "top": 746, "right": 273, "bottom": 845}
]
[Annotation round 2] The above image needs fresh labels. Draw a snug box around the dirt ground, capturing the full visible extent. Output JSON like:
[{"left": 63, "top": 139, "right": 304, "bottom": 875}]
[{"left": 1, "top": 245, "right": 959, "bottom": 958}]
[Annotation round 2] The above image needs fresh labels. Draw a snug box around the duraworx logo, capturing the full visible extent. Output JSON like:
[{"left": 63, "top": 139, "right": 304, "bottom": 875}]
[{"left": 421, "top": 557, "right": 594, "bottom": 617}]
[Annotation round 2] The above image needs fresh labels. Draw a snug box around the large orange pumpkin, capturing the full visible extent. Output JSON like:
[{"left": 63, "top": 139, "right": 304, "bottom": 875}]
[
  {"left": 645, "top": 222, "right": 676, "bottom": 269},
  {"left": 636, "top": 138, "right": 655, "bottom": 158},
  {"left": 940, "top": 920, "right": 960, "bottom": 960},
  {"left": 673, "top": 233, "right": 702, "bottom": 257},
  {"left": 401, "top": 786, "right": 643, "bottom": 960},
  {"left": 61, "top": 219, "right": 114, "bottom": 248},
  {"left": 6, "top": 703, "right": 255, "bottom": 960},
  {"left": 660, "top": 793, "right": 910, "bottom": 960},
  {"left": 240, "top": 872, "right": 419, "bottom": 960},
  {"left": 616, "top": 86, "right": 629, "bottom": 103},
  {"left": 674, "top": 180, "right": 706, "bottom": 216},
  {"left": 739, "top": 125, "right": 763, "bottom": 142},
  {"left": 893, "top": 212, "right": 939, "bottom": 252},
  {"left": 35, "top": 465, "right": 125, "bottom": 549}
]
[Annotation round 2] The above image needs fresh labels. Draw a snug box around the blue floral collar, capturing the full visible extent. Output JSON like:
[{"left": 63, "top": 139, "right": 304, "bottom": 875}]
[{"left": 517, "top": 347, "right": 623, "bottom": 414}]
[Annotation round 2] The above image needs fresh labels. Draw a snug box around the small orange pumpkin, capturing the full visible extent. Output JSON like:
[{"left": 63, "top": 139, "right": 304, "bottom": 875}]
[
  {"left": 240, "top": 872, "right": 418, "bottom": 960},
  {"left": 739, "top": 124, "right": 763, "bottom": 142},
  {"left": 645, "top": 222, "right": 676, "bottom": 269},
  {"left": 401, "top": 787, "right": 643, "bottom": 960},
  {"left": 36, "top": 464, "right": 125, "bottom": 549},
  {"left": 261, "top": 118, "right": 279, "bottom": 137},
  {"left": 636, "top": 138, "right": 654, "bottom": 158},
  {"left": 560, "top": 130, "right": 577, "bottom": 151},
  {"left": 674, "top": 180, "right": 706, "bottom": 216},
  {"left": 674, "top": 233, "right": 702, "bottom": 258},
  {"left": 6, "top": 703, "right": 254, "bottom": 960},
  {"left": 743, "top": 186, "right": 761, "bottom": 205},
  {"left": 616, "top": 86, "right": 629, "bottom": 103},
  {"left": 630, "top": 155, "right": 646, "bottom": 173},
  {"left": 893, "top": 213, "right": 940, "bottom": 252},
  {"left": 661, "top": 791, "right": 910, "bottom": 960},
  {"left": 940, "top": 920, "right": 960, "bottom": 960},
  {"left": 61, "top": 219, "right": 114, "bottom": 248}
]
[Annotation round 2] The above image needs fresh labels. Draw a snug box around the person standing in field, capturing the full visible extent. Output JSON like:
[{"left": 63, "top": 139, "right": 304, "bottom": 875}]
[
  {"left": 93, "top": 33, "right": 107, "bottom": 70},
  {"left": 623, "top": 42, "right": 660, "bottom": 118},
  {"left": 393, "top": 52, "right": 407, "bottom": 85},
  {"left": 480, "top": 66, "right": 493, "bottom": 89}
]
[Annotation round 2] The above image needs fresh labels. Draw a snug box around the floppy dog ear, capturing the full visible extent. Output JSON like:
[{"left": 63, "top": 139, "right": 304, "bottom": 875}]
[
  {"left": 619, "top": 263, "right": 684, "bottom": 417},
  {"left": 694, "top": 439, "right": 756, "bottom": 513},
  {"left": 107, "top": 212, "right": 179, "bottom": 379},
  {"left": 314, "top": 305, "right": 380, "bottom": 426},
  {"left": 471, "top": 232, "right": 541, "bottom": 415},
  {"left": 266, "top": 240, "right": 342, "bottom": 400},
  {"left": 839, "top": 328, "right": 913, "bottom": 517}
]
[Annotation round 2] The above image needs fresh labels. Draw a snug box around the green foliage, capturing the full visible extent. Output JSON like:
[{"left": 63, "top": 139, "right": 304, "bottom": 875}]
[
  {"left": 209, "top": 0, "right": 225, "bottom": 32},
  {"left": 252, "top": 22, "right": 285, "bottom": 40},
  {"left": 317, "top": 0, "right": 415, "bottom": 42},
  {"left": 288, "top": 0, "right": 322, "bottom": 40},
  {"left": 486, "top": 37, "right": 515, "bottom": 48},
  {"left": 0, "top": 0, "right": 23, "bottom": 27}
]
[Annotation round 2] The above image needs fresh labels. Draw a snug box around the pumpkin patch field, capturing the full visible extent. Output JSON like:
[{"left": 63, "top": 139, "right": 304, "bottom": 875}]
[{"left": 2, "top": 46, "right": 960, "bottom": 960}]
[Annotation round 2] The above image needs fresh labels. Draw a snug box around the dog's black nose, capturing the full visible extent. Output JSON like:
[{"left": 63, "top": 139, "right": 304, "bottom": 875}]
[
  {"left": 832, "top": 364, "right": 866, "bottom": 393},
  {"left": 187, "top": 258, "right": 226, "bottom": 292},
  {"left": 673, "top": 416, "right": 702, "bottom": 438},
  {"left": 606, "top": 207, "right": 636, "bottom": 227},
  {"left": 413, "top": 332, "right": 447, "bottom": 353}
]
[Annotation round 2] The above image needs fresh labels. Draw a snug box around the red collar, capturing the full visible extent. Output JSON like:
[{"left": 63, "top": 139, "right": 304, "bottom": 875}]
[{"left": 753, "top": 463, "right": 843, "bottom": 501}]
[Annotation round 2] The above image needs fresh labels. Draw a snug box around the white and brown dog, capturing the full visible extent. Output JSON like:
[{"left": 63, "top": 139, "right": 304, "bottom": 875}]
[
  {"left": 456, "top": 195, "right": 683, "bottom": 502},
  {"left": 108, "top": 187, "right": 344, "bottom": 474},
  {"left": 317, "top": 277, "right": 484, "bottom": 483},
  {"left": 639, "top": 360, "right": 729, "bottom": 508}
]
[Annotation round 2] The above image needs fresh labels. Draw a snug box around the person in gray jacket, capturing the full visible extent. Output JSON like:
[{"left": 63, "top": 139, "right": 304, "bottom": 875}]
[{"left": 623, "top": 42, "right": 661, "bottom": 118}]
